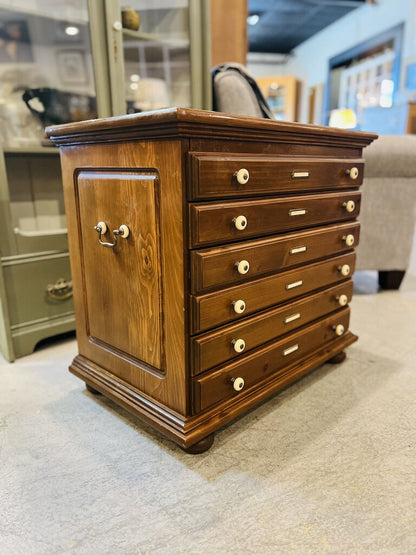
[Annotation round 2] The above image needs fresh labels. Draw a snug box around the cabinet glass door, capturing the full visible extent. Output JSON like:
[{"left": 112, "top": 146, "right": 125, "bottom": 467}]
[
  {"left": 104, "top": 0, "right": 209, "bottom": 115},
  {"left": 0, "top": 0, "right": 97, "bottom": 148}
]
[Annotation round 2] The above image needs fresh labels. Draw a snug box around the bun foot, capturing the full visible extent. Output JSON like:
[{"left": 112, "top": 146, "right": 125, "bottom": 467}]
[
  {"left": 328, "top": 351, "right": 347, "bottom": 364},
  {"left": 85, "top": 383, "right": 102, "bottom": 395},
  {"left": 182, "top": 433, "right": 215, "bottom": 454}
]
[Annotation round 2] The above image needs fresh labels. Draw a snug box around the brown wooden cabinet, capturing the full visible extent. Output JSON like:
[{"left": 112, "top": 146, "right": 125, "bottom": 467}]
[{"left": 47, "top": 108, "right": 376, "bottom": 452}]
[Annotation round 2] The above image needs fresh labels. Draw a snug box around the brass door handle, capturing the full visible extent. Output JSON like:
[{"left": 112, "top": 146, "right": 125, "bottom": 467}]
[
  {"left": 46, "top": 278, "right": 73, "bottom": 301},
  {"left": 94, "top": 222, "right": 130, "bottom": 249}
]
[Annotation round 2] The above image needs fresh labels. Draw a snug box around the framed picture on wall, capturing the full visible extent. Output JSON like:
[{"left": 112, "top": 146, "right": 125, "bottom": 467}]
[{"left": 56, "top": 49, "right": 88, "bottom": 85}]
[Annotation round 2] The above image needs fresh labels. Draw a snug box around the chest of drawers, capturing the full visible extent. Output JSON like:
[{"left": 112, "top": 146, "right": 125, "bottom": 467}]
[{"left": 47, "top": 108, "right": 376, "bottom": 452}]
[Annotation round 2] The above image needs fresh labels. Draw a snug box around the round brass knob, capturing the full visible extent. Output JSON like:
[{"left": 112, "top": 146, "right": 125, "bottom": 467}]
[
  {"left": 232, "top": 338, "right": 246, "bottom": 353},
  {"left": 339, "top": 264, "right": 351, "bottom": 276},
  {"left": 234, "top": 168, "right": 250, "bottom": 185},
  {"left": 343, "top": 234, "right": 355, "bottom": 246},
  {"left": 232, "top": 299, "right": 246, "bottom": 314},
  {"left": 337, "top": 294, "right": 348, "bottom": 306},
  {"left": 235, "top": 260, "right": 250, "bottom": 275},
  {"left": 343, "top": 200, "right": 356, "bottom": 213},
  {"left": 334, "top": 324, "right": 345, "bottom": 336},
  {"left": 231, "top": 377, "right": 245, "bottom": 391},
  {"left": 233, "top": 215, "right": 248, "bottom": 231},
  {"left": 347, "top": 167, "right": 359, "bottom": 180}
]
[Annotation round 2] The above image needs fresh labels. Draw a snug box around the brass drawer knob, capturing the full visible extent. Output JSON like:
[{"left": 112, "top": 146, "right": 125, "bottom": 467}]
[
  {"left": 232, "top": 338, "right": 246, "bottom": 353},
  {"left": 334, "top": 324, "right": 345, "bottom": 336},
  {"left": 235, "top": 260, "right": 250, "bottom": 275},
  {"left": 337, "top": 294, "right": 348, "bottom": 306},
  {"left": 231, "top": 377, "right": 245, "bottom": 391},
  {"left": 343, "top": 234, "right": 355, "bottom": 246},
  {"left": 233, "top": 215, "right": 248, "bottom": 230},
  {"left": 343, "top": 200, "right": 356, "bottom": 213},
  {"left": 234, "top": 168, "right": 250, "bottom": 185},
  {"left": 232, "top": 299, "right": 246, "bottom": 314},
  {"left": 339, "top": 264, "right": 351, "bottom": 277},
  {"left": 347, "top": 167, "right": 359, "bottom": 180}
]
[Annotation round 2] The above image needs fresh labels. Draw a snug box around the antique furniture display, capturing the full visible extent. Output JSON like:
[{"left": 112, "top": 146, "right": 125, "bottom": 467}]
[{"left": 47, "top": 108, "right": 376, "bottom": 452}]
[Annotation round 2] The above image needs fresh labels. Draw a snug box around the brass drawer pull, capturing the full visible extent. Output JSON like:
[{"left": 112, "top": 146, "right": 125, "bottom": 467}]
[
  {"left": 94, "top": 221, "right": 130, "bottom": 249},
  {"left": 292, "top": 171, "right": 310, "bottom": 179},
  {"left": 46, "top": 278, "right": 73, "bottom": 301},
  {"left": 284, "top": 312, "right": 301, "bottom": 324},
  {"left": 346, "top": 167, "right": 359, "bottom": 180},
  {"left": 343, "top": 200, "right": 355, "bottom": 213},
  {"left": 234, "top": 168, "right": 250, "bottom": 185},
  {"left": 337, "top": 294, "right": 348, "bottom": 306},
  {"left": 283, "top": 344, "right": 299, "bottom": 356},
  {"left": 235, "top": 260, "right": 250, "bottom": 275},
  {"left": 231, "top": 377, "right": 245, "bottom": 391},
  {"left": 343, "top": 234, "right": 355, "bottom": 246},
  {"left": 333, "top": 324, "right": 345, "bottom": 336},
  {"left": 286, "top": 279, "right": 303, "bottom": 290},
  {"left": 289, "top": 208, "right": 307, "bottom": 217},
  {"left": 290, "top": 245, "right": 307, "bottom": 255},
  {"left": 232, "top": 338, "right": 246, "bottom": 353},
  {"left": 233, "top": 215, "right": 248, "bottom": 231}
]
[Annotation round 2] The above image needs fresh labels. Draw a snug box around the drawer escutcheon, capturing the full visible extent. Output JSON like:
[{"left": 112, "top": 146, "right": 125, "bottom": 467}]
[
  {"left": 286, "top": 279, "right": 303, "bottom": 290},
  {"left": 289, "top": 208, "right": 307, "bottom": 217},
  {"left": 284, "top": 312, "right": 301, "bottom": 324},
  {"left": 292, "top": 171, "right": 310, "bottom": 179},
  {"left": 283, "top": 344, "right": 299, "bottom": 356},
  {"left": 290, "top": 245, "right": 307, "bottom": 255}
]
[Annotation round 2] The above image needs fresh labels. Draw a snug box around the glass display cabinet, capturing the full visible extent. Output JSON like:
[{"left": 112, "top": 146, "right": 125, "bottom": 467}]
[{"left": 0, "top": 0, "right": 211, "bottom": 361}]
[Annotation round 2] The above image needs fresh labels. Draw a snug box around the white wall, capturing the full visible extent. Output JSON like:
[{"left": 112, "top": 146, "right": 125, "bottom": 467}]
[{"left": 248, "top": 0, "right": 416, "bottom": 123}]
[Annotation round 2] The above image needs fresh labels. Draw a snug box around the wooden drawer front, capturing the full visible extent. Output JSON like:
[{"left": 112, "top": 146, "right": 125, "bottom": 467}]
[
  {"left": 193, "top": 308, "right": 351, "bottom": 412},
  {"left": 191, "top": 252, "right": 355, "bottom": 334},
  {"left": 3, "top": 254, "right": 73, "bottom": 326},
  {"left": 189, "top": 191, "right": 361, "bottom": 248},
  {"left": 189, "top": 154, "right": 364, "bottom": 200},
  {"left": 191, "top": 281, "right": 353, "bottom": 375},
  {"left": 191, "top": 221, "right": 359, "bottom": 294}
]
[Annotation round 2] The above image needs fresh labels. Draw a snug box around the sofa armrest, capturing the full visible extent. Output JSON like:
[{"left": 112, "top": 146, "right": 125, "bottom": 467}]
[{"left": 364, "top": 134, "right": 416, "bottom": 178}]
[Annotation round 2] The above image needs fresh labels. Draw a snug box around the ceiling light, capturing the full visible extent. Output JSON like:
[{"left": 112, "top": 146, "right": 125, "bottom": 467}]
[
  {"left": 247, "top": 14, "right": 260, "bottom": 26},
  {"left": 65, "top": 25, "right": 80, "bottom": 36}
]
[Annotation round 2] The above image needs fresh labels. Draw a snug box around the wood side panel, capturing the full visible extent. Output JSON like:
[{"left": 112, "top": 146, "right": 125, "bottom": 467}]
[{"left": 59, "top": 140, "right": 187, "bottom": 414}]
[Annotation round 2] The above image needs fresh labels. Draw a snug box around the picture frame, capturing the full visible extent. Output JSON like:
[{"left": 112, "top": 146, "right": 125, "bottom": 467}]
[{"left": 56, "top": 49, "right": 88, "bottom": 85}]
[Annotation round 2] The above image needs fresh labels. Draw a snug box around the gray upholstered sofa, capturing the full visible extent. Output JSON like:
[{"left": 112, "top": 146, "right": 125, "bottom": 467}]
[
  {"left": 357, "top": 134, "right": 416, "bottom": 288},
  {"left": 212, "top": 66, "right": 416, "bottom": 289}
]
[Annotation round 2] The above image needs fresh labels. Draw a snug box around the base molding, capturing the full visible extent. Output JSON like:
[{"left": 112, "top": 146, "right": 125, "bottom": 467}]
[{"left": 70, "top": 333, "right": 357, "bottom": 451}]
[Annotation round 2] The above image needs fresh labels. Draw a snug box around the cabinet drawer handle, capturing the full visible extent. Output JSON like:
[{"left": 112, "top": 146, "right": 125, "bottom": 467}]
[
  {"left": 289, "top": 208, "right": 307, "bottom": 217},
  {"left": 343, "top": 200, "right": 355, "bottom": 213},
  {"left": 336, "top": 294, "right": 348, "bottom": 306},
  {"left": 232, "top": 299, "right": 246, "bottom": 314},
  {"left": 338, "top": 264, "right": 350, "bottom": 277},
  {"left": 94, "top": 221, "right": 130, "bottom": 249},
  {"left": 286, "top": 279, "right": 303, "bottom": 290},
  {"left": 46, "top": 278, "right": 73, "bottom": 301},
  {"left": 284, "top": 312, "right": 301, "bottom": 324},
  {"left": 347, "top": 167, "right": 359, "bottom": 180},
  {"left": 235, "top": 260, "right": 250, "bottom": 275},
  {"left": 290, "top": 245, "right": 307, "bottom": 255},
  {"left": 292, "top": 171, "right": 310, "bottom": 179},
  {"left": 233, "top": 215, "right": 248, "bottom": 231},
  {"left": 283, "top": 344, "right": 299, "bottom": 356},
  {"left": 343, "top": 234, "right": 355, "bottom": 246},
  {"left": 234, "top": 168, "right": 250, "bottom": 185},
  {"left": 333, "top": 324, "right": 345, "bottom": 336},
  {"left": 232, "top": 338, "right": 246, "bottom": 353},
  {"left": 231, "top": 377, "right": 245, "bottom": 391}
]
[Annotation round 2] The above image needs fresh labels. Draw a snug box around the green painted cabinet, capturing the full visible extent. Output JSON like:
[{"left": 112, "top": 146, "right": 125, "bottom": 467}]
[{"left": 0, "top": 0, "right": 211, "bottom": 360}]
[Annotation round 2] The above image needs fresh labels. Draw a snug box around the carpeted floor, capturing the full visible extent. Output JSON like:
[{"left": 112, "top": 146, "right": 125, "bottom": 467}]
[{"left": 1, "top": 238, "right": 415, "bottom": 554}]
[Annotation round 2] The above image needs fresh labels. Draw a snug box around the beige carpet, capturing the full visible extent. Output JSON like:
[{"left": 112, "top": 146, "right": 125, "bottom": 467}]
[{"left": 1, "top": 237, "right": 415, "bottom": 554}]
